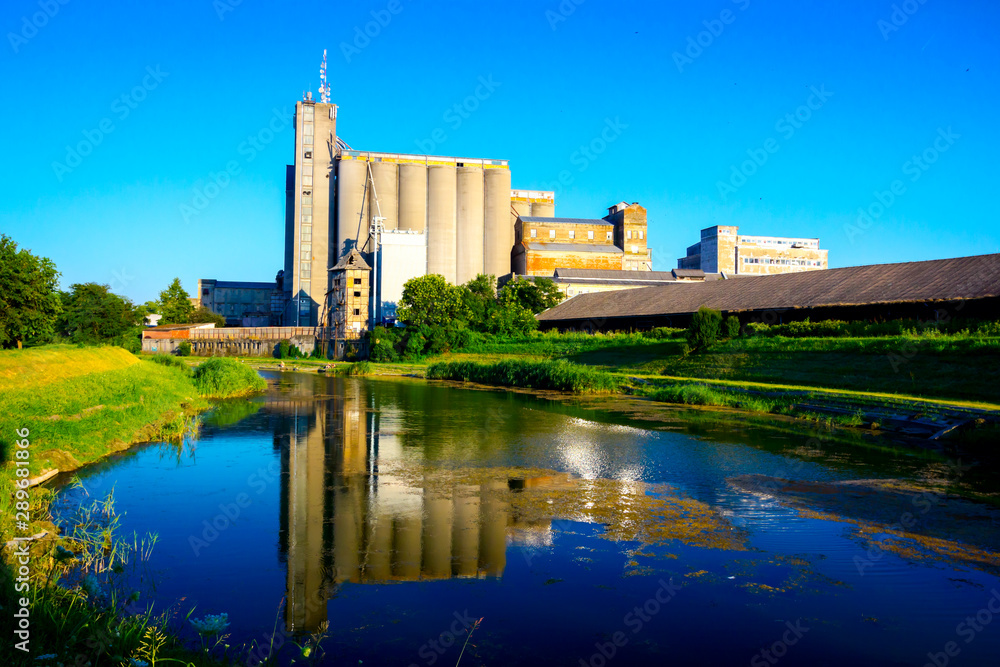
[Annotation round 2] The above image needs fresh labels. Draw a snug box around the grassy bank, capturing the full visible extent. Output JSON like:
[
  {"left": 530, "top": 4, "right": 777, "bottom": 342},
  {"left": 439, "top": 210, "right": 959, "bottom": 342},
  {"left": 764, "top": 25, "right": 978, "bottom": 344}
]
[{"left": 0, "top": 346, "right": 270, "bottom": 664}]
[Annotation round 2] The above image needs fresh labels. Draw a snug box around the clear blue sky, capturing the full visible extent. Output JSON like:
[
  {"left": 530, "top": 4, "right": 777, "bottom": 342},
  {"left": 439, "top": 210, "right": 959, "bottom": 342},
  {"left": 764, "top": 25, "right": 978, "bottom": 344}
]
[{"left": 2, "top": 0, "right": 997, "bottom": 303}]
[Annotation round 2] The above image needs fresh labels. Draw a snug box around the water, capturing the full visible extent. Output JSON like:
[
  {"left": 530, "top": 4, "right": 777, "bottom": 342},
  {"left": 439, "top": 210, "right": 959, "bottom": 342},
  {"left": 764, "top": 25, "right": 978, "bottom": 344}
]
[{"left": 55, "top": 372, "right": 1000, "bottom": 666}]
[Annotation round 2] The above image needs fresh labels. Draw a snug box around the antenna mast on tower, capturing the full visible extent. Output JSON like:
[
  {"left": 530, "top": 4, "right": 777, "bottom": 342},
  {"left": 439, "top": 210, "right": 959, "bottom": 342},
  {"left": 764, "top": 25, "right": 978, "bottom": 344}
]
[{"left": 318, "top": 49, "right": 330, "bottom": 103}]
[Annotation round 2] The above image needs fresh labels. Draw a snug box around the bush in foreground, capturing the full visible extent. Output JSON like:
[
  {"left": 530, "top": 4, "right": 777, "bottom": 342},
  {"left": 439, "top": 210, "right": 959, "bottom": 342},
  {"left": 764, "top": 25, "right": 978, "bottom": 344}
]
[
  {"left": 426, "top": 359, "right": 618, "bottom": 394},
  {"left": 192, "top": 357, "right": 266, "bottom": 398},
  {"left": 687, "top": 307, "right": 723, "bottom": 351}
]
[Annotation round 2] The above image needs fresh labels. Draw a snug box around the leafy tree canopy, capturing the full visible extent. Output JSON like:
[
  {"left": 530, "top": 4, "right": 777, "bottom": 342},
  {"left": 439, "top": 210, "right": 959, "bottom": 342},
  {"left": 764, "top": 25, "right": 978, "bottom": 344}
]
[
  {"left": 503, "top": 277, "right": 564, "bottom": 315},
  {"left": 396, "top": 274, "right": 467, "bottom": 327},
  {"left": 158, "top": 277, "right": 194, "bottom": 325},
  {"left": 58, "top": 283, "right": 142, "bottom": 345},
  {"left": 0, "top": 234, "right": 62, "bottom": 348},
  {"left": 190, "top": 306, "right": 226, "bottom": 327}
]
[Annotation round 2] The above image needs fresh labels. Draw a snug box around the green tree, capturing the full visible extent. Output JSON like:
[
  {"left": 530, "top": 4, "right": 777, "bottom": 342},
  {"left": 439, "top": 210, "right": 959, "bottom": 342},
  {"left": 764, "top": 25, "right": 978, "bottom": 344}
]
[
  {"left": 158, "top": 278, "right": 194, "bottom": 325},
  {"left": 502, "top": 278, "right": 564, "bottom": 315},
  {"left": 396, "top": 274, "right": 466, "bottom": 327},
  {"left": 0, "top": 234, "right": 62, "bottom": 348},
  {"left": 190, "top": 306, "right": 226, "bottom": 327},
  {"left": 687, "top": 307, "right": 723, "bottom": 351},
  {"left": 461, "top": 274, "right": 499, "bottom": 332},
  {"left": 724, "top": 315, "right": 741, "bottom": 339},
  {"left": 59, "top": 283, "right": 142, "bottom": 345},
  {"left": 493, "top": 283, "right": 540, "bottom": 336}
]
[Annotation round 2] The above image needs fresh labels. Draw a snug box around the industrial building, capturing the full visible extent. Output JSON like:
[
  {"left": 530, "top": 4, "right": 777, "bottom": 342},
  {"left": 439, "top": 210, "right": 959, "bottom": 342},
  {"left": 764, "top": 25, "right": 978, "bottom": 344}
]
[
  {"left": 512, "top": 202, "right": 652, "bottom": 276},
  {"left": 678, "top": 225, "right": 828, "bottom": 276},
  {"left": 505, "top": 267, "right": 711, "bottom": 299},
  {"left": 538, "top": 252, "right": 1000, "bottom": 332},
  {"left": 197, "top": 277, "right": 286, "bottom": 326}
]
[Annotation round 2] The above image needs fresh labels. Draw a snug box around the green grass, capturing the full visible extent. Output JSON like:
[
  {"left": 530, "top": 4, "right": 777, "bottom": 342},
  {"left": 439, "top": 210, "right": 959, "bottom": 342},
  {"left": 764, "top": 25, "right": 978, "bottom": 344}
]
[
  {"left": 427, "top": 359, "right": 620, "bottom": 394},
  {"left": 192, "top": 358, "right": 268, "bottom": 398}
]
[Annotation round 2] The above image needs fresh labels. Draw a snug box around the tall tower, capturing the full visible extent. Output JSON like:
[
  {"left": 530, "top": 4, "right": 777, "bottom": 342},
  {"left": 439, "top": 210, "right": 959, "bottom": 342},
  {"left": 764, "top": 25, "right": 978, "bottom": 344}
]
[{"left": 287, "top": 94, "right": 338, "bottom": 326}]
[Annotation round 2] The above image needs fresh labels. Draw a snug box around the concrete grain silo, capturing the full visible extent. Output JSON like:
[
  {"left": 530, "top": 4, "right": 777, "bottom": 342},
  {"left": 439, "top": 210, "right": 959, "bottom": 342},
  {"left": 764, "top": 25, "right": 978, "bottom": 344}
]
[
  {"left": 427, "top": 165, "right": 458, "bottom": 283},
  {"left": 397, "top": 163, "right": 427, "bottom": 233},
  {"left": 530, "top": 200, "right": 555, "bottom": 217},
  {"left": 335, "top": 158, "right": 369, "bottom": 258},
  {"left": 456, "top": 166, "right": 486, "bottom": 284},
  {"left": 368, "top": 161, "right": 398, "bottom": 231},
  {"left": 484, "top": 169, "right": 513, "bottom": 278}
]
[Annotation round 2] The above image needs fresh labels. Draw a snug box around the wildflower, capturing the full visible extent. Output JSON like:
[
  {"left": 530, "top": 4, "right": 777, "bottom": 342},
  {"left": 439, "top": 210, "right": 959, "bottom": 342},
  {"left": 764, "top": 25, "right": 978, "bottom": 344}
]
[{"left": 190, "top": 612, "right": 230, "bottom": 635}]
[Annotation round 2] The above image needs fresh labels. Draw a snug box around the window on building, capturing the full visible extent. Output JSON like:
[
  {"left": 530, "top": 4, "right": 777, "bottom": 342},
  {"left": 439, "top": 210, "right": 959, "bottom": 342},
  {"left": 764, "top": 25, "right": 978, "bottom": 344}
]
[
  {"left": 304, "top": 151, "right": 312, "bottom": 159},
  {"left": 627, "top": 230, "right": 632, "bottom": 240},
  {"left": 588, "top": 230, "right": 594, "bottom": 240},
  {"left": 530, "top": 229, "right": 537, "bottom": 238},
  {"left": 631, "top": 245, "right": 638, "bottom": 253},
  {"left": 569, "top": 230, "right": 575, "bottom": 239},
  {"left": 353, "top": 278, "right": 362, "bottom": 285},
  {"left": 353, "top": 309, "right": 360, "bottom": 316},
  {"left": 353, "top": 291, "right": 361, "bottom": 297},
  {"left": 606, "top": 231, "right": 612, "bottom": 240},
  {"left": 639, "top": 231, "right": 644, "bottom": 240},
  {"left": 549, "top": 229, "right": 556, "bottom": 239}
]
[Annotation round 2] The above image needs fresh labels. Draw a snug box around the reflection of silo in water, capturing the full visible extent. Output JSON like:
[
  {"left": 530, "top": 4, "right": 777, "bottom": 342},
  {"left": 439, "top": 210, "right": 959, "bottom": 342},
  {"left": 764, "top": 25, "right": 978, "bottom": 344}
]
[
  {"left": 392, "top": 513, "right": 423, "bottom": 579},
  {"left": 452, "top": 486, "right": 481, "bottom": 577},
  {"left": 427, "top": 166, "right": 457, "bottom": 283},
  {"left": 456, "top": 167, "right": 485, "bottom": 284},
  {"left": 368, "top": 161, "right": 398, "bottom": 232},
  {"left": 398, "top": 164, "right": 427, "bottom": 233},
  {"left": 366, "top": 511, "right": 393, "bottom": 581},
  {"left": 484, "top": 169, "right": 513, "bottom": 278},
  {"left": 422, "top": 494, "right": 454, "bottom": 578},
  {"left": 478, "top": 481, "right": 508, "bottom": 576},
  {"left": 336, "top": 159, "right": 368, "bottom": 258}
]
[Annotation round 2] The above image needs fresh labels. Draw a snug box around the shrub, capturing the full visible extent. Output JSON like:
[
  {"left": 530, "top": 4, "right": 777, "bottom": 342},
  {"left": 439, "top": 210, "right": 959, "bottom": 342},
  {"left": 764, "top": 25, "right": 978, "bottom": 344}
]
[
  {"left": 724, "top": 316, "right": 741, "bottom": 339},
  {"left": 276, "top": 339, "right": 304, "bottom": 359},
  {"left": 176, "top": 340, "right": 192, "bottom": 357},
  {"left": 192, "top": 357, "right": 267, "bottom": 398},
  {"left": 368, "top": 326, "right": 401, "bottom": 362},
  {"left": 148, "top": 354, "right": 188, "bottom": 371},
  {"left": 426, "top": 359, "right": 618, "bottom": 394},
  {"left": 687, "top": 307, "right": 723, "bottom": 351}
]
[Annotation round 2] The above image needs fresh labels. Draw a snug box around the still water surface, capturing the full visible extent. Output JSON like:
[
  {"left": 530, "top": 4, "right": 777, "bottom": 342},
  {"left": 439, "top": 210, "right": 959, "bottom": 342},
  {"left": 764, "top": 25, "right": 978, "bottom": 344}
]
[{"left": 55, "top": 372, "right": 1000, "bottom": 665}]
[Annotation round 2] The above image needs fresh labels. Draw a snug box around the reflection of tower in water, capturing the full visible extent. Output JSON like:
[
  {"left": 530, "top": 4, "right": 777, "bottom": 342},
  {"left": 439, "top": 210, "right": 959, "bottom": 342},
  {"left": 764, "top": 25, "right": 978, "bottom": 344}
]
[{"left": 280, "top": 376, "right": 511, "bottom": 633}]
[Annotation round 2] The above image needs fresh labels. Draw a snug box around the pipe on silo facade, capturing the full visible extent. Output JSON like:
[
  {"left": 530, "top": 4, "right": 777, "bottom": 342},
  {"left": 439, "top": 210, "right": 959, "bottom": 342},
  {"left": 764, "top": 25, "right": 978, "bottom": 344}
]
[
  {"left": 456, "top": 167, "right": 485, "bottom": 285},
  {"left": 484, "top": 169, "right": 512, "bottom": 278},
  {"left": 397, "top": 163, "right": 427, "bottom": 233},
  {"left": 368, "top": 161, "right": 398, "bottom": 232},
  {"left": 427, "top": 166, "right": 458, "bottom": 283},
  {"left": 335, "top": 159, "right": 369, "bottom": 259}
]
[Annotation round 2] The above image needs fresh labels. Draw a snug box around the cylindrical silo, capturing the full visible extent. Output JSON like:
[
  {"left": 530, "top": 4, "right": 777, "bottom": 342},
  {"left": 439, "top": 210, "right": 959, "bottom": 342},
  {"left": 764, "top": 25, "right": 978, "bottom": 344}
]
[
  {"left": 427, "top": 166, "right": 457, "bottom": 283},
  {"left": 336, "top": 159, "right": 369, "bottom": 259},
  {"left": 456, "top": 167, "right": 485, "bottom": 285},
  {"left": 368, "top": 161, "right": 398, "bottom": 232},
  {"left": 398, "top": 164, "right": 427, "bottom": 233},
  {"left": 530, "top": 200, "right": 555, "bottom": 218},
  {"left": 484, "top": 168, "right": 513, "bottom": 278}
]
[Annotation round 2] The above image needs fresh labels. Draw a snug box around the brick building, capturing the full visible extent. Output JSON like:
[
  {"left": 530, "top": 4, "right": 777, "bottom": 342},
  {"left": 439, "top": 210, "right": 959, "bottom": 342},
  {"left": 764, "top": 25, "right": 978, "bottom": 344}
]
[
  {"left": 678, "top": 225, "right": 828, "bottom": 276},
  {"left": 329, "top": 248, "right": 371, "bottom": 338},
  {"left": 512, "top": 202, "right": 652, "bottom": 276}
]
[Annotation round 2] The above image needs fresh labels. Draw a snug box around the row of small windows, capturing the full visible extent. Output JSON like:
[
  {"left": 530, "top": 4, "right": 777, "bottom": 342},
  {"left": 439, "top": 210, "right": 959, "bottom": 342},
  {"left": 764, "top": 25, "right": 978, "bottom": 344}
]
[
  {"left": 742, "top": 257, "right": 822, "bottom": 267},
  {"left": 742, "top": 238, "right": 818, "bottom": 248},
  {"left": 530, "top": 228, "right": 612, "bottom": 241}
]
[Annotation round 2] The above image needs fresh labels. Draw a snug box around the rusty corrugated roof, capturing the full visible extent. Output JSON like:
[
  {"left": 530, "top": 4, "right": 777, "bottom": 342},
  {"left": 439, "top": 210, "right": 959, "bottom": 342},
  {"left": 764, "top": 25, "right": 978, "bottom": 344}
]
[{"left": 537, "top": 253, "right": 1000, "bottom": 321}]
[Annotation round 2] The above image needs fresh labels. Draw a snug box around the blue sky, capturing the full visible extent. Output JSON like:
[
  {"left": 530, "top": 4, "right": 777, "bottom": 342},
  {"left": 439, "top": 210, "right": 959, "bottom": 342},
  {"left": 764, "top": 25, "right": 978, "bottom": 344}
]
[{"left": 1, "top": 0, "right": 997, "bottom": 303}]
